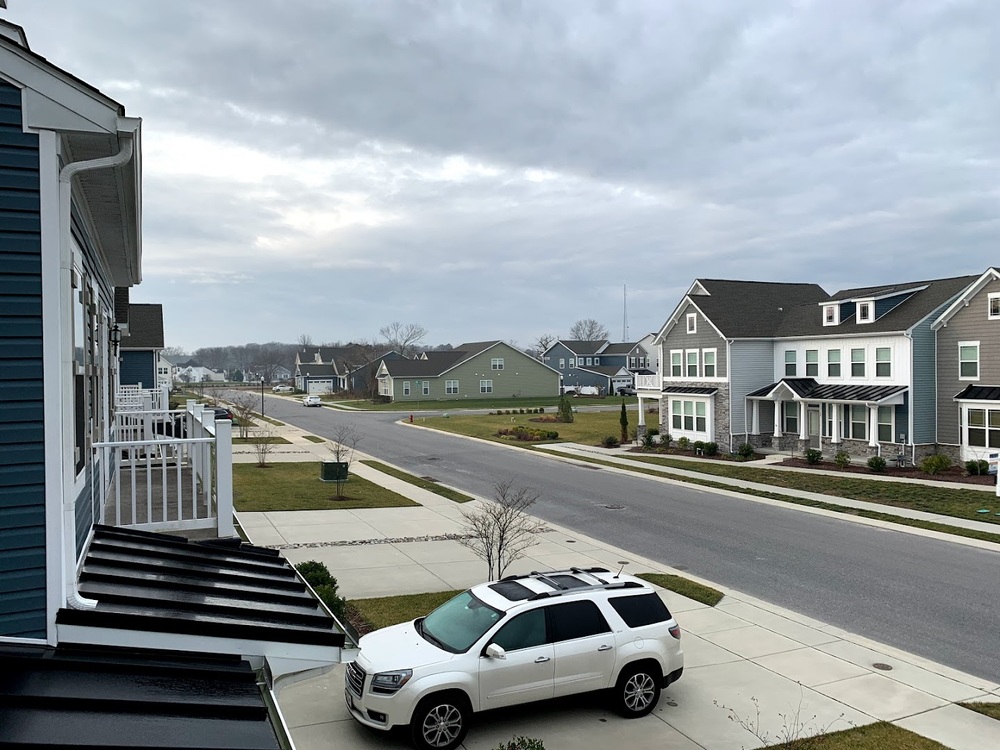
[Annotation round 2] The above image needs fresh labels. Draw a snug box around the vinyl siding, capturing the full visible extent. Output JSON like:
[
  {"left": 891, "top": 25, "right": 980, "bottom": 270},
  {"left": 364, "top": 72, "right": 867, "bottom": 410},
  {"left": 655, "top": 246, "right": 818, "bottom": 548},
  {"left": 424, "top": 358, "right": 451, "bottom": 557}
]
[
  {"left": 0, "top": 80, "right": 46, "bottom": 638},
  {"left": 120, "top": 349, "right": 155, "bottom": 388},
  {"left": 936, "top": 276, "right": 1000, "bottom": 444},
  {"left": 730, "top": 340, "right": 774, "bottom": 437},
  {"left": 911, "top": 316, "right": 939, "bottom": 444},
  {"left": 659, "top": 302, "right": 728, "bottom": 377}
]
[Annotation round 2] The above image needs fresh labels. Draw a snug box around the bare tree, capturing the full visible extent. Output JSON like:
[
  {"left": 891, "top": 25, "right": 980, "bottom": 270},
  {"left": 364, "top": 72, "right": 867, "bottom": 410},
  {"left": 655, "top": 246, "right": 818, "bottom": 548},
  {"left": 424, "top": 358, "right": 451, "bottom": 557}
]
[
  {"left": 297, "top": 333, "right": 314, "bottom": 348},
  {"left": 459, "top": 479, "right": 543, "bottom": 579},
  {"left": 162, "top": 346, "right": 188, "bottom": 360},
  {"left": 328, "top": 423, "right": 362, "bottom": 500},
  {"left": 251, "top": 425, "right": 276, "bottom": 468},
  {"left": 229, "top": 392, "right": 258, "bottom": 439},
  {"left": 569, "top": 319, "right": 609, "bottom": 341},
  {"left": 532, "top": 333, "right": 557, "bottom": 358},
  {"left": 379, "top": 322, "right": 428, "bottom": 358}
]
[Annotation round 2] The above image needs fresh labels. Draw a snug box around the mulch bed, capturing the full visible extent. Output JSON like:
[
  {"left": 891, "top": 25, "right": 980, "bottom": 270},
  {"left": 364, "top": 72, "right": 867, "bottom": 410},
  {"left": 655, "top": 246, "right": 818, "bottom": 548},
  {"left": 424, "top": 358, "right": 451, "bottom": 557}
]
[
  {"left": 627, "top": 447, "right": 764, "bottom": 462},
  {"left": 780, "top": 457, "right": 996, "bottom": 486}
]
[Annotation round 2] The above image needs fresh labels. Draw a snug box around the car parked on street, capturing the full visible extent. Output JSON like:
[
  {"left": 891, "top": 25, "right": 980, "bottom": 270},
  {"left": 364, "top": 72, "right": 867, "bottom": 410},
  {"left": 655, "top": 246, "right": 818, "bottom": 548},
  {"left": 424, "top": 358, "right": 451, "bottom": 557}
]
[
  {"left": 345, "top": 567, "right": 683, "bottom": 750},
  {"left": 272, "top": 384, "right": 293, "bottom": 393},
  {"left": 302, "top": 395, "right": 322, "bottom": 407},
  {"left": 616, "top": 386, "right": 637, "bottom": 396}
]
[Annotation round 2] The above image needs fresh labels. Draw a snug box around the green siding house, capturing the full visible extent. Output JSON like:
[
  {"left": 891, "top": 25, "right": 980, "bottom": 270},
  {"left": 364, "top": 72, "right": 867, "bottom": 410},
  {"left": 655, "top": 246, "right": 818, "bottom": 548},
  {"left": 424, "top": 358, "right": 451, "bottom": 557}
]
[{"left": 377, "top": 341, "right": 559, "bottom": 402}]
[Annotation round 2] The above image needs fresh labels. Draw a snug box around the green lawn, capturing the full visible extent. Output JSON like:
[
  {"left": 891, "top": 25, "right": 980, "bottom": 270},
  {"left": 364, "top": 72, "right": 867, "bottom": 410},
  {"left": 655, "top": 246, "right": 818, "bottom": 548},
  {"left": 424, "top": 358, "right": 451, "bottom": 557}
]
[
  {"left": 637, "top": 573, "right": 724, "bottom": 606},
  {"left": 961, "top": 702, "right": 1000, "bottom": 721},
  {"left": 233, "top": 436, "right": 292, "bottom": 445},
  {"left": 303, "top": 435, "right": 326, "bottom": 443},
  {"left": 420, "top": 410, "right": 638, "bottom": 446},
  {"left": 623, "top": 454, "right": 1000, "bottom": 526},
  {"left": 349, "top": 590, "right": 461, "bottom": 632},
  {"left": 361, "top": 460, "right": 474, "bottom": 503},
  {"left": 331, "top": 395, "right": 638, "bottom": 411},
  {"left": 763, "top": 722, "right": 948, "bottom": 749},
  {"left": 233, "top": 461, "right": 418, "bottom": 511}
]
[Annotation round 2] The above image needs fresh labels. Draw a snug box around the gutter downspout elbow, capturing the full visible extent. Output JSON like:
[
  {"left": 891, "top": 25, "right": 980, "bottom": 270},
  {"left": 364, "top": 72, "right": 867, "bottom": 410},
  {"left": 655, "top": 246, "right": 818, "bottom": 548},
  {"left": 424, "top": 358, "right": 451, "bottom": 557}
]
[{"left": 59, "top": 135, "right": 135, "bottom": 612}]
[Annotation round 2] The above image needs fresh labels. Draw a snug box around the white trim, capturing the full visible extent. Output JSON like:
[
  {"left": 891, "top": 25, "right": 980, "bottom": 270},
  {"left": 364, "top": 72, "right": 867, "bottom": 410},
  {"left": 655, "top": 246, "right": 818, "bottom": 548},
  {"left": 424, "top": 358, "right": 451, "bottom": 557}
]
[
  {"left": 822, "top": 304, "right": 839, "bottom": 326},
  {"left": 685, "top": 349, "right": 699, "bottom": 378},
  {"left": 669, "top": 349, "right": 683, "bottom": 378},
  {"left": 856, "top": 299, "right": 874, "bottom": 324},
  {"left": 988, "top": 292, "right": 1000, "bottom": 320},
  {"left": 875, "top": 346, "right": 892, "bottom": 378},
  {"left": 959, "top": 340, "right": 980, "bottom": 381},
  {"left": 653, "top": 298, "right": 727, "bottom": 344},
  {"left": 932, "top": 269, "right": 999, "bottom": 330},
  {"left": 701, "top": 348, "right": 717, "bottom": 378},
  {"left": 686, "top": 312, "right": 697, "bottom": 334}
]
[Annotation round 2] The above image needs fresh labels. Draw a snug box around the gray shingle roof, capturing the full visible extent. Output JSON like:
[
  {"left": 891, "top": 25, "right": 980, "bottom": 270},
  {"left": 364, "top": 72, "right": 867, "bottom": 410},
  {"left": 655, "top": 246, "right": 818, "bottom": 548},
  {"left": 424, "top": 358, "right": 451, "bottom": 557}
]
[
  {"left": 298, "top": 363, "right": 335, "bottom": 377},
  {"left": 600, "top": 342, "right": 641, "bottom": 355},
  {"left": 689, "top": 280, "right": 828, "bottom": 338},
  {"left": 559, "top": 340, "right": 608, "bottom": 355},
  {"left": 382, "top": 342, "right": 502, "bottom": 377},
  {"left": 120, "top": 304, "right": 163, "bottom": 349}
]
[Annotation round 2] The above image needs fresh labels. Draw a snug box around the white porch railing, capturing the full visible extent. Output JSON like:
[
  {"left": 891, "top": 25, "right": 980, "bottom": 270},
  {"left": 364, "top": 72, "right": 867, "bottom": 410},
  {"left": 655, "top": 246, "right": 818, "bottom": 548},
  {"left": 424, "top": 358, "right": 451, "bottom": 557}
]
[
  {"left": 92, "top": 400, "right": 234, "bottom": 537},
  {"left": 636, "top": 374, "right": 660, "bottom": 391},
  {"left": 117, "top": 384, "right": 171, "bottom": 412}
]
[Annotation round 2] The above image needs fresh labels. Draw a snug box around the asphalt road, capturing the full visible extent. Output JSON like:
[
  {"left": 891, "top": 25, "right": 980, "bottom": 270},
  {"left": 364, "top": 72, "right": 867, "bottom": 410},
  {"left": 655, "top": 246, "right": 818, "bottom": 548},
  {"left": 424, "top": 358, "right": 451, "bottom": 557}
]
[{"left": 258, "top": 394, "right": 1000, "bottom": 683}]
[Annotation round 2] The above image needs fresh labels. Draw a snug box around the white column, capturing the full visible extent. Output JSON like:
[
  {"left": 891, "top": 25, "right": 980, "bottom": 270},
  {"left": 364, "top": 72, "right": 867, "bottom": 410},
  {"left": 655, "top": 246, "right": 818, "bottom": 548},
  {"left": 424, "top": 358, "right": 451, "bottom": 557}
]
[
  {"left": 637, "top": 396, "right": 646, "bottom": 428},
  {"left": 751, "top": 400, "right": 760, "bottom": 435},
  {"left": 868, "top": 405, "right": 878, "bottom": 448},
  {"left": 773, "top": 399, "right": 783, "bottom": 435},
  {"left": 798, "top": 401, "right": 807, "bottom": 441},
  {"left": 831, "top": 403, "right": 841, "bottom": 443},
  {"left": 214, "top": 417, "right": 234, "bottom": 537}
]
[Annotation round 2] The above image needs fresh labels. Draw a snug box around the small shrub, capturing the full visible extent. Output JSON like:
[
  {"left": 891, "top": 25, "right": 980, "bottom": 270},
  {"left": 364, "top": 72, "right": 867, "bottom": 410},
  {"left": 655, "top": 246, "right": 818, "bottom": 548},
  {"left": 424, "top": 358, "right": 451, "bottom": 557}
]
[
  {"left": 867, "top": 455, "right": 887, "bottom": 473},
  {"left": 921, "top": 454, "right": 952, "bottom": 475},
  {"left": 834, "top": 450, "right": 851, "bottom": 469},
  {"left": 295, "top": 560, "right": 346, "bottom": 618},
  {"left": 966, "top": 459, "right": 990, "bottom": 476},
  {"left": 601, "top": 435, "right": 621, "bottom": 448},
  {"left": 737, "top": 442, "right": 755, "bottom": 460},
  {"left": 641, "top": 432, "right": 656, "bottom": 449},
  {"left": 646, "top": 427, "right": 659, "bottom": 437},
  {"left": 538, "top": 407, "right": 544, "bottom": 414},
  {"left": 804, "top": 448, "right": 823, "bottom": 465},
  {"left": 677, "top": 436, "right": 690, "bottom": 449},
  {"left": 980, "top": 459, "right": 991, "bottom": 475},
  {"left": 493, "top": 738, "right": 545, "bottom": 750},
  {"left": 519, "top": 408, "right": 525, "bottom": 414},
  {"left": 661, "top": 433, "right": 673, "bottom": 449},
  {"left": 496, "top": 426, "right": 558, "bottom": 442},
  {"left": 704, "top": 441, "right": 719, "bottom": 456}
]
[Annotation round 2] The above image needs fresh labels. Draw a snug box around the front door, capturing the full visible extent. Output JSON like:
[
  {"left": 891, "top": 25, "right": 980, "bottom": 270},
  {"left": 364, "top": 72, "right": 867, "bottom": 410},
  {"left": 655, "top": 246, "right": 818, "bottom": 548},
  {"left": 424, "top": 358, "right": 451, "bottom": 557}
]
[{"left": 807, "top": 407, "right": 821, "bottom": 449}]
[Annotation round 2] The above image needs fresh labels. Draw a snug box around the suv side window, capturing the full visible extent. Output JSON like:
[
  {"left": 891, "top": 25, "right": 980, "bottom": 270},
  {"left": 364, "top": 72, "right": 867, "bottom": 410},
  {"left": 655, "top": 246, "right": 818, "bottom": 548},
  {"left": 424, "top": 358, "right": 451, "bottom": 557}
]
[
  {"left": 490, "top": 609, "right": 547, "bottom": 651},
  {"left": 608, "top": 593, "right": 672, "bottom": 628},
  {"left": 547, "top": 600, "right": 611, "bottom": 642}
]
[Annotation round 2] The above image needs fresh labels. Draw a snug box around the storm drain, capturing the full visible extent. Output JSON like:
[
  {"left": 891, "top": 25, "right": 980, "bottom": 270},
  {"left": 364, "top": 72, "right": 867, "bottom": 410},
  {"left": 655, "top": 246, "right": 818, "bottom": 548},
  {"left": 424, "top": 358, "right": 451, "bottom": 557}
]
[
  {"left": 872, "top": 663, "right": 893, "bottom": 671},
  {"left": 420, "top": 476, "right": 439, "bottom": 483},
  {"left": 604, "top": 504, "right": 625, "bottom": 510}
]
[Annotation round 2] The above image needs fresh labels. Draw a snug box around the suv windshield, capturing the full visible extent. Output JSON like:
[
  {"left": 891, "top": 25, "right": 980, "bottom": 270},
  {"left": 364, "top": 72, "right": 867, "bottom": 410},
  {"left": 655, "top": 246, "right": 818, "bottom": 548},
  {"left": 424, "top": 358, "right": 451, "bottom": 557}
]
[{"left": 421, "top": 590, "right": 503, "bottom": 653}]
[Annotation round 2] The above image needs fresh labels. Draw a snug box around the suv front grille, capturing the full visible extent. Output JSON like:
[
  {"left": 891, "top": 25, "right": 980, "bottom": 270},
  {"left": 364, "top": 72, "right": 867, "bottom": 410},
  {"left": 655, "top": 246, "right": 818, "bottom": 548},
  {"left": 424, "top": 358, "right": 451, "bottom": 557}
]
[{"left": 346, "top": 662, "right": 366, "bottom": 698}]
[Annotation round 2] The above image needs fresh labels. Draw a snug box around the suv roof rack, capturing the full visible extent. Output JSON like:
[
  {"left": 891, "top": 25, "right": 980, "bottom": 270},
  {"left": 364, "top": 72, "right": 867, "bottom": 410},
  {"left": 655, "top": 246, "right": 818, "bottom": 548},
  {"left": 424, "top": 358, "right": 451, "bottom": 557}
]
[{"left": 499, "top": 567, "right": 644, "bottom": 601}]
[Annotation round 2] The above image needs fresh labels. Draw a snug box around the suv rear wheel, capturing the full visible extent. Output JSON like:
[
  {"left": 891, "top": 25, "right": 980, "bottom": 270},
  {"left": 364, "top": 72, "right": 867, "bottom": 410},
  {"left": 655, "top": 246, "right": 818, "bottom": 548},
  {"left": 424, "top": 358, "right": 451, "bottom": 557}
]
[
  {"left": 614, "top": 663, "right": 661, "bottom": 718},
  {"left": 410, "top": 692, "right": 470, "bottom": 750}
]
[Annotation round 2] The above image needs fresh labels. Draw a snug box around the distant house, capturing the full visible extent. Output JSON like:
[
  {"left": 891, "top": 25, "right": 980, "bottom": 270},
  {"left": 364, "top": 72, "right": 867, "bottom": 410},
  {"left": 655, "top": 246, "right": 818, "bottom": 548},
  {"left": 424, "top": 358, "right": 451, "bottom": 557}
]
[
  {"left": 542, "top": 339, "right": 652, "bottom": 394},
  {"left": 156, "top": 353, "right": 173, "bottom": 389},
  {"left": 119, "top": 302, "right": 164, "bottom": 388},
  {"left": 271, "top": 364, "right": 292, "bottom": 383},
  {"left": 173, "top": 359, "right": 224, "bottom": 383},
  {"left": 295, "top": 344, "right": 403, "bottom": 394},
  {"left": 377, "top": 341, "right": 559, "bottom": 402}
]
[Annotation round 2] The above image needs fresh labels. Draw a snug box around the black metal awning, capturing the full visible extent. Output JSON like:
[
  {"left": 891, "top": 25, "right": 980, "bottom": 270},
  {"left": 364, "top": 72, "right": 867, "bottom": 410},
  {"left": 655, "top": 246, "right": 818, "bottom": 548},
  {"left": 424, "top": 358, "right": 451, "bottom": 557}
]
[
  {"left": 661, "top": 386, "right": 718, "bottom": 396},
  {"left": 954, "top": 384, "right": 1000, "bottom": 401},
  {"left": 747, "top": 378, "right": 907, "bottom": 404}
]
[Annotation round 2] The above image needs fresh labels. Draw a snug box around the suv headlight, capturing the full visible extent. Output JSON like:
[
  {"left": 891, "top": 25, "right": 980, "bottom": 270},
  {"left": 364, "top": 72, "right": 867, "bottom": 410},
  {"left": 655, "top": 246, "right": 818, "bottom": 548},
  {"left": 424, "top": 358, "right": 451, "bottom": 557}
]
[{"left": 370, "top": 669, "right": 413, "bottom": 694}]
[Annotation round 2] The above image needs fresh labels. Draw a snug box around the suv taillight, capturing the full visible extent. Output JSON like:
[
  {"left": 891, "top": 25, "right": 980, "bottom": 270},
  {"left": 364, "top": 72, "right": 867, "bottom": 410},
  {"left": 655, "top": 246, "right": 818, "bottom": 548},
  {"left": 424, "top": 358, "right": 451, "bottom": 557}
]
[{"left": 669, "top": 624, "right": 681, "bottom": 640}]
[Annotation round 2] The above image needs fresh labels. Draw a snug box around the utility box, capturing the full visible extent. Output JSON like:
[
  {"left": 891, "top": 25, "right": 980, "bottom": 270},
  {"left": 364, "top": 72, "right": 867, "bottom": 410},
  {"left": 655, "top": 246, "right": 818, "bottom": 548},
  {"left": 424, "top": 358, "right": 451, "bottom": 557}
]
[{"left": 320, "top": 461, "right": 349, "bottom": 482}]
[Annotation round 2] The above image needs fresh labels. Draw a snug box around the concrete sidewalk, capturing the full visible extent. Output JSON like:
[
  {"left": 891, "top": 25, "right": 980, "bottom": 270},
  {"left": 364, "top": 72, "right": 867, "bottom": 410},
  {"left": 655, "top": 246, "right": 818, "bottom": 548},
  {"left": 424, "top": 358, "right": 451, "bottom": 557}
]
[{"left": 230, "top": 421, "right": 1000, "bottom": 750}]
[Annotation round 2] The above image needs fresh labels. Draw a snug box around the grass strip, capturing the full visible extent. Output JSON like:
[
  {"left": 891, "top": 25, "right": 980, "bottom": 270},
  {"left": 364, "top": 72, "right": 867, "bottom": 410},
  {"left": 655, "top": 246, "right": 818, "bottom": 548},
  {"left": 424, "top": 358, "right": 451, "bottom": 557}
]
[
  {"left": 637, "top": 573, "right": 724, "bottom": 607},
  {"left": 349, "top": 590, "right": 461, "bottom": 632},
  {"left": 335, "top": 396, "right": 637, "bottom": 412},
  {"left": 233, "top": 461, "right": 418, "bottom": 511},
  {"left": 539, "top": 451, "right": 1000, "bottom": 547},
  {"left": 258, "top": 415, "right": 285, "bottom": 426},
  {"left": 233, "top": 436, "right": 291, "bottom": 445},
  {"left": 303, "top": 435, "right": 326, "bottom": 443},
  {"left": 622, "top": 453, "right": 1000, "bottom": 526},
  {"left": 762, "top": 721, "right": 949, "bottom": 749},
  {"left": 960, "top": 702, "right": 1000, "bottom": 721},
  {"left": 361, "top": 459, "right": 474, "bottom": 503}
]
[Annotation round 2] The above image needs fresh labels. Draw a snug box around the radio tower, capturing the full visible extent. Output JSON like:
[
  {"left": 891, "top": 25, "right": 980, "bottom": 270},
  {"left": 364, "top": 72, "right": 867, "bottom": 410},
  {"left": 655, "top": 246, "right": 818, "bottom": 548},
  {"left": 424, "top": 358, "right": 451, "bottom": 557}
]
[{"left": 622, "top": 284, "right": 629, "bottom": 342}]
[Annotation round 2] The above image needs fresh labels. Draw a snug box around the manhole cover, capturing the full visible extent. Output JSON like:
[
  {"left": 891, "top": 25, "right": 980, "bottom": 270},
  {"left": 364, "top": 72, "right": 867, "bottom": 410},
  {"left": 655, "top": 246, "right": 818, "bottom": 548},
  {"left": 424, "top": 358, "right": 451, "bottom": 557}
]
[
  {"left": 872, "top": 663, "right": 893, "bottom": 671},
  {"left": 604, "top": 504, "right": 625, "bottom": 510},
  {"left": 420, "top": 476, "right": 439, "bottom": 483}
]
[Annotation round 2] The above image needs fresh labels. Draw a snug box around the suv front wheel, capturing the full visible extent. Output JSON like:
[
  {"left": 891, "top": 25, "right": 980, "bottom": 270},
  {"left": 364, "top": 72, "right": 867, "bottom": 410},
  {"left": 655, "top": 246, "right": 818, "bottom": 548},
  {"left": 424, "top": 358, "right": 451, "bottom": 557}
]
[
  {"left": 614, "top": 663, "right": 662, "bottom": 718},
  {"left": 410, "top": 692, "right": 470, "bottom": 750}
]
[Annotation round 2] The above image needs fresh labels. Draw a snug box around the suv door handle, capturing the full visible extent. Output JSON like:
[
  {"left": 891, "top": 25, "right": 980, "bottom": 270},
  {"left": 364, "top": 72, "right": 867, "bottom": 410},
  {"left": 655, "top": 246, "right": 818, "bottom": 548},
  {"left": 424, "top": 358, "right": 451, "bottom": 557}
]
[
  {"left": 534, "top": 656, "right": 550, "bottom": 663},
  {"left": 597, "top": 645, "right": 613, "bottom": 652}
]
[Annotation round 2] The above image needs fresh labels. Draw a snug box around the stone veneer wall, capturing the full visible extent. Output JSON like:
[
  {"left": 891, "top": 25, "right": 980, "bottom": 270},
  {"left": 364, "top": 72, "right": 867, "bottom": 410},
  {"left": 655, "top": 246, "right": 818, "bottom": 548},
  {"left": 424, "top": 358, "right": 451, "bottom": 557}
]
[{"left": 657, "top": 382, "right": 732, "bottom": 451}]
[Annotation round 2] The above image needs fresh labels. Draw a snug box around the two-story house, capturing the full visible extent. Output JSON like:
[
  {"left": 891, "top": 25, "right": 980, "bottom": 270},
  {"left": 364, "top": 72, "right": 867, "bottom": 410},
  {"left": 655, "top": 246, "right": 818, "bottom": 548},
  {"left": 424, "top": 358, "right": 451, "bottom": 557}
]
[
  {"left": 294, "top": 344, "right": 403, "bottom": 395},
  {"left": 642, "top": 274, "right": 980, "bottom": 462},
  {"left": 542, "top": 339, "right": 651, "bottom": 394}
]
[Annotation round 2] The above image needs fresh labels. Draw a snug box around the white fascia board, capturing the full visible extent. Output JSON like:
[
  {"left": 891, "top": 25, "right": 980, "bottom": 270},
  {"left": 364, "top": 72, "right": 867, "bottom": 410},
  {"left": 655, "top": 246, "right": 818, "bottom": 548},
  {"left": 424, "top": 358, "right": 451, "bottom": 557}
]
[
  {"left": 931, "top": 269, "right": 1000, "bottom": 331},
  {"left": 652, "top": 296, "right": 692, "bottom": 345}
]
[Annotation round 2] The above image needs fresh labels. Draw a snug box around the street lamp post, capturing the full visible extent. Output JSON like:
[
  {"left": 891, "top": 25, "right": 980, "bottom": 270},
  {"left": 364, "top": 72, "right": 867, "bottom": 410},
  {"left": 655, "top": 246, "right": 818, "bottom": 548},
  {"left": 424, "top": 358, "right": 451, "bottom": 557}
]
[{"left": 260, "top": 377, "right": 265, "bottom": 417}]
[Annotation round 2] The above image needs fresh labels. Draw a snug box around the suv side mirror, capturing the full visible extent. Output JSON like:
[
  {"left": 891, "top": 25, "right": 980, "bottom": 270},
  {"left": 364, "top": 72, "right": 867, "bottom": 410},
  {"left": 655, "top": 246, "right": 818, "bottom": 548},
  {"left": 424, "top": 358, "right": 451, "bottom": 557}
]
[{"left": 485, "top": 643, "right": 506, "bottom": 660}]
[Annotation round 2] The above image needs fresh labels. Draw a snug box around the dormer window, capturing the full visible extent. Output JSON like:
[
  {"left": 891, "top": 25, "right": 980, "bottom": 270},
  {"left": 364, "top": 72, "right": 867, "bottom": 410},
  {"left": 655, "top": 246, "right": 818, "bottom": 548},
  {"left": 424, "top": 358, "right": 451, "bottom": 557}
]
[
  {"left": 823, "top": 305, "right": 839, "bottom": 326},
  {"left": 686, "top": 313, "right": 697, "bottom": 334},
  {"left": 857, "top": 300, "right": 873, "bottom": 324}
]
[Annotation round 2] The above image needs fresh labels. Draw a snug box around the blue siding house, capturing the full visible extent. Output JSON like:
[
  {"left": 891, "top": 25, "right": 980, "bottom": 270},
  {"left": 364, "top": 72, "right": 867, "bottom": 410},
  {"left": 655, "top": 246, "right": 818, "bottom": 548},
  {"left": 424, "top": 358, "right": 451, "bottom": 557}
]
[
  {"left": 119, "top": 303, "right": 164, "bottom": 388},
  {"left": 542, "top": 339, "right": 642, "bottom": 394}
]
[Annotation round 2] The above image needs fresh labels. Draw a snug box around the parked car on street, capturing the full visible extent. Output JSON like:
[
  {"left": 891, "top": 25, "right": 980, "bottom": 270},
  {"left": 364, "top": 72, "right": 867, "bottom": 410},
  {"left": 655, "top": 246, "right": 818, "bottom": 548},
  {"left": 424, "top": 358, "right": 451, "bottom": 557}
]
[
  {"left": 302, "top": 395, "right": 322, "bottom": 407},
  {"left": 272, "top": 384, "right": 293, "bottom": 393},
  {"left": 345, "top": 567, "right": 683, "bottom": 750},
  {"left": 616, "top": 386, "right": 637, "bottom": 396}
]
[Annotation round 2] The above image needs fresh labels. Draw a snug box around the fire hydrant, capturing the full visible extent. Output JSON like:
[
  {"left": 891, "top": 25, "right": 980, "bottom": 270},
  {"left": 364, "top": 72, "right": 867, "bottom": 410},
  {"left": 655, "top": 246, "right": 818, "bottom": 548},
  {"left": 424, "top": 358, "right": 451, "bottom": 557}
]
[{"left": 409, "top": 414, "right": 413, "bottom": 423}]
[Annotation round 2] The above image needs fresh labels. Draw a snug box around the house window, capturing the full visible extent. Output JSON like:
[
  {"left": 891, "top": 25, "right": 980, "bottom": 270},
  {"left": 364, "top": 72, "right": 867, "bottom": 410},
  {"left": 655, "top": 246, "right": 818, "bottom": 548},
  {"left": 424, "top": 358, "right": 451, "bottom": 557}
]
[
  {"left": 422, "top": 382, "right": 430, "bottom": 396},
  {"left": 673, "top": 399, "right": 708, "bottom": 434},
  {"left": 783, "top": 401, "right": 798, "bottom": 433},
  {"left": 827, "top": 349, "right": 841, "bottom": 377},
  {"left": 695, "top": 401, "right": 706, "bottom": 431},
  {"left": 559, "top": 358, "right": 565, "bottom": 369},
  {"left": 403, "top": 381, "right": 410, "bottom": 396},
  {"left": 491, "top": 358, "right": 504, "bottom": 370},
  {"left": 857, "top": 301, "right": 873, "bottom": 323},
  {"left": 823, "top": 305, "right": 839, "bottom": 326},
  {"left": 875, "top": 347, "right": 891, "bottom": 377},
  {"left": 585, "top": 357, "right": 592, "bottom": 366},
  {"left": 686, "top": 313, "right": 697, "bottom": 334},
  {"left": 850, "top": 405, "right": 867, "bottom": 440},
  {"left": 480, "top": 379, "right": 493, "bottom": 393},
  {"left": 629, "top": 356, "right": 636, "bottom": 369},
  {"left": 959, "top": 342, "right": 979, "bottom": 379},
  {"left": 989, "top": 293, "right": 1000, "bottom": 320},
  {"left": 445, "top": 380, "right": 459, "bottom": 394},
  {"left": 594, "top": 357, "right": 599, "bottom": 365},
  {"left": 670, "top": 351, "right": 682, "bottom": 377},
  {"left": 851, "top": 348, "right": 865, "bottom": 377},
  {"left": 683, "top": 401, "right": 694, "bottom": 430},
  {"left": 671, "top": 400, "right": 682, "bottom": 430},
  {"left": 703, "top": 349, "right": 716, "bottom": 378},
  {"left": 569, "top": 358, "right": 575, "bottom": 369},
  {"left": 877, "top": 406, "right": 894, "bottom": 442},
  {"left": 784, "top": 350, "right": 796, "bottom": 377},
  {"left": 805, "top": 349, "right": 818, "bottom": 377},
  {"left": 967, "top": 408, "right": 1000, "bottom": 448},
  {"left": 686, "top": 350, "right": 698, "bottom": 377}
]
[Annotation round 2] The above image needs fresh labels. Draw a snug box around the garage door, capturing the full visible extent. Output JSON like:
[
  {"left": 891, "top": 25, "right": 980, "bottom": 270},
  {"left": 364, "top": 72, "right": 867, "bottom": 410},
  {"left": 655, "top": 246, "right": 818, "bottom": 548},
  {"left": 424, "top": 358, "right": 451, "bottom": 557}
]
[{"left": 307, "top": 380, "right": 333, "bottom": 394}]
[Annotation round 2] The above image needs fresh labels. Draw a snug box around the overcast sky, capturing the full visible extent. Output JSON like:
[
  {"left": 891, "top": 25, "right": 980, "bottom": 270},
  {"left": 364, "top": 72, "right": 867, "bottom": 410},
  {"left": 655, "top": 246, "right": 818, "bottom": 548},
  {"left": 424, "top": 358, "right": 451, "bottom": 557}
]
[{"left": 8, "top": 1, "right": 999, "bottom": 351}]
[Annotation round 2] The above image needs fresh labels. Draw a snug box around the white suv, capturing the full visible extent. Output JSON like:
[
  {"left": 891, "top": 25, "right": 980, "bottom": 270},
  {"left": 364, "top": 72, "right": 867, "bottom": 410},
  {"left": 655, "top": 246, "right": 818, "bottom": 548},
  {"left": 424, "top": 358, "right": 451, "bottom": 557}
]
[{"left": 345, "top": 567, "right": 684, "bottom": 750}]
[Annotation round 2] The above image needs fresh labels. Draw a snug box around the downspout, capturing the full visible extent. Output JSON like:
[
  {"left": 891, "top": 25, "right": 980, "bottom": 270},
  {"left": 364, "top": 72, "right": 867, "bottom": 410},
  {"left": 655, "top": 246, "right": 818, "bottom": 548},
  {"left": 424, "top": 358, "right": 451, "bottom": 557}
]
[{"left": 59, "top": 135, "right": 135, "bottom": 611}]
